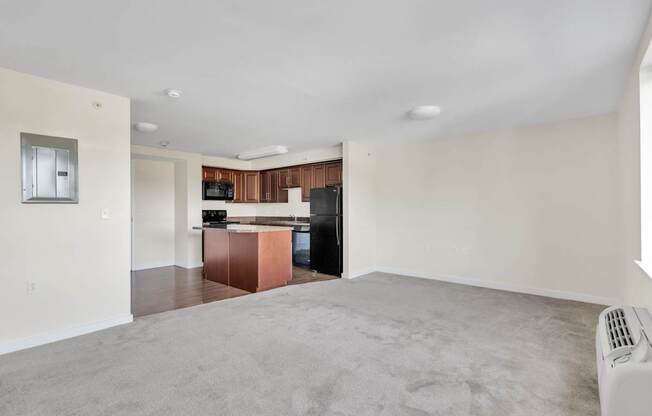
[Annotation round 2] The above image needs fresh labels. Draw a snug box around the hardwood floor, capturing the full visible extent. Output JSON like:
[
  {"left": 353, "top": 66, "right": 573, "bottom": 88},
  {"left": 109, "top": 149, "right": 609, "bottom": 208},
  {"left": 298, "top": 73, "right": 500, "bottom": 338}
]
[{"left": 131, "top": 266, "right": 338, "bottom": 317}]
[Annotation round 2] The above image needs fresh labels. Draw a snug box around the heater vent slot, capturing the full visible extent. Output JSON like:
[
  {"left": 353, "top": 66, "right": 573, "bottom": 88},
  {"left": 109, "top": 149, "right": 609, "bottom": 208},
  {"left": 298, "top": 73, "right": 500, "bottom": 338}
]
[{"left": 605, "top": 308, "right": 635, "bottom": 350}]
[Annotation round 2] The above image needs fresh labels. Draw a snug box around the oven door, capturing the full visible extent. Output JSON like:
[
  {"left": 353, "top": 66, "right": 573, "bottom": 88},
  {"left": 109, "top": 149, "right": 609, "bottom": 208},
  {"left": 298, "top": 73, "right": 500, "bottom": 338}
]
[{"left": 203, "top": 181, "right": 234, "bottom": 200}]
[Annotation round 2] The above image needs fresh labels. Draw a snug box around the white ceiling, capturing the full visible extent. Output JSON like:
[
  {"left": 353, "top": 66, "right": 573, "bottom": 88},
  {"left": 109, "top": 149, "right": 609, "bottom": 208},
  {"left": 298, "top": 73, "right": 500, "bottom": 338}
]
[{"left": 0, "top": 1, "right": 650, "bottom": 157}]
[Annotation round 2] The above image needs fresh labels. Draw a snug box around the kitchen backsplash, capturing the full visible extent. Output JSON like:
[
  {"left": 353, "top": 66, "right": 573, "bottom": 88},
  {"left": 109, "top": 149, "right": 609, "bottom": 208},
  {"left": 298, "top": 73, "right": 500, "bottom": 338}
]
[{"left": 202, "top": 187, "right": 309, "bottom": 217}]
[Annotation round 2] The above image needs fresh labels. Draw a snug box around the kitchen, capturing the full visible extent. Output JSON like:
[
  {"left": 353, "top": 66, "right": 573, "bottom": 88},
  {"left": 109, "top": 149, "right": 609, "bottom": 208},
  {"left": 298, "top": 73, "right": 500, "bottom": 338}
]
[{"left": 131, "top": 155, "right": 343, "bottom": 316}]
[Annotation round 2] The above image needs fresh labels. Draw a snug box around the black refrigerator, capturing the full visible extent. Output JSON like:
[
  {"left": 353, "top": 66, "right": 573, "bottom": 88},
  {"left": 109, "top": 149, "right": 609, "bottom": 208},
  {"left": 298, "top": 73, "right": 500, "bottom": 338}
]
[{"left": 310, "top": 187, "right": 343, "bottom": 277}]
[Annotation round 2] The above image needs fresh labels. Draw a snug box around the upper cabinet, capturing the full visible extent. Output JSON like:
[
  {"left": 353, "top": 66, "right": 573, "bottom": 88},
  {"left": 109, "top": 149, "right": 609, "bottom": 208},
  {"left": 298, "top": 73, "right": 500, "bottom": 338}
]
[
  {"left": 244, "top": 172, "right": 259, "bottom": 203},
  {"left": 288, "top": 167, "right": 301, "bottom": 187},
  {"left": 300, "top": 165, "right": 314, "bottom": 202},
  {"left": 204, "top": 159, "right": 341, "bottom": 204},
  {"left": 313, "top": 164, "right": 325, "bottom": 189},
  {"left": 260, "top": 171, "right": 271, "bottom": 202},
  {"left": 203, "top": 167, "right": 217, "bottom": 181},
  {"left": 217, "top": 169, "right": 233, "bottom": 183},
  {"left": 324, "top": 161, "right": 342, "bottom": 186}
]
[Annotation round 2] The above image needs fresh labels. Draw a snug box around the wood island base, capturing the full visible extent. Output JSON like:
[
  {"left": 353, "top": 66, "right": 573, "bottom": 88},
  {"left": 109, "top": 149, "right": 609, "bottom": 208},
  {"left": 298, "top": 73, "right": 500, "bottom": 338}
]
[{"left": 203, "top": 226, "right": 292, "bottom": 293}]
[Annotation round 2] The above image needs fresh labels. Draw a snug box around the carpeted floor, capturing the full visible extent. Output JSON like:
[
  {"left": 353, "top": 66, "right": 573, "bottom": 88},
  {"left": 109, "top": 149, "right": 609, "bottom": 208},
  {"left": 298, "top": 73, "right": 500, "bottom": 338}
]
[{"left": 0, "top": 272, "right": 603, "bottom": 415}]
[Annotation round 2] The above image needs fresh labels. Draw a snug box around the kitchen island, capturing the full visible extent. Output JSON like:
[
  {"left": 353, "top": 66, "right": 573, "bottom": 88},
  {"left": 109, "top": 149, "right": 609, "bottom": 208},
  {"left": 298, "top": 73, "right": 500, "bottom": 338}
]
[{"left": 202, "top": 224, "right": 293, "bottom": 293}]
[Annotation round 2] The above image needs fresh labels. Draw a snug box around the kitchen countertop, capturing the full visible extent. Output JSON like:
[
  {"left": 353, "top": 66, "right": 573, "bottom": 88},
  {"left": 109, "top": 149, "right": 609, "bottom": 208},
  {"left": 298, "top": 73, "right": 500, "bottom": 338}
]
[
  {"left": 202, "top": 224, "right": 292, "bottom": 233},
  {"left": 230, "top": 217, "right": 310, "bottom": 231}
]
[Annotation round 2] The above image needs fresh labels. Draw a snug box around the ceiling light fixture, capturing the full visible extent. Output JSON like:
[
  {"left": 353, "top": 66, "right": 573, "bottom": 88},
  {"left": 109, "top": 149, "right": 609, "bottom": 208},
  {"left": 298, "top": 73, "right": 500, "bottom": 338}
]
[
  {"left": 165, "top": 89, "right": 183, "bottom": 99},
  {"left": 237, "top": 145, "right": 289, "bottom": 160},
  {"left": 159, "top": 141, "right": 170, "bottom": 148},
  {"left": 134, "top": 122, "right": 159, "bottom": 133},
  {"left": 407, "top": 105, "right": 441, "bottom": 120}
]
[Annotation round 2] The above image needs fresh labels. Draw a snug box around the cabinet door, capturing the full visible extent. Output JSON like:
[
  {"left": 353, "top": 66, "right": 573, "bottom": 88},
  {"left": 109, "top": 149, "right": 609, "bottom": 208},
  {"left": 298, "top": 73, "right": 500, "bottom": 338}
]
[
  {"left": 203, "top": 167, "right": 217, "bottom": 181},
  {"left": 313, "top": 164, "right": 325, "bottom": 188},
  {"left": 269, "top": 170, "right": 279, "bottom": 202},
  {"left": 288, "top": 167, "right": 301, "bottom": 187},
  {"left": 277, "top": 169, "right": 288, "bottom": 203},
  {"left": 232, "top": 171, "right": 244, "bottom": 203},
  {"left": 217, "top": 169, "right": 233, "bottom": 183},
  {"left": 278, "top": 169, "right": 289, "bottom": 188},
  {"left": 301, "top": 165, "right": 313, "bottom": 202},
  {"left": 324, "top": 161, "right": 342, "bottom": 186},
  {"left": 260, "top": 171, "right": 270, "bottom": 202},
  {"left": 244, "top": 172, "right": 260, "bottom": 202}
]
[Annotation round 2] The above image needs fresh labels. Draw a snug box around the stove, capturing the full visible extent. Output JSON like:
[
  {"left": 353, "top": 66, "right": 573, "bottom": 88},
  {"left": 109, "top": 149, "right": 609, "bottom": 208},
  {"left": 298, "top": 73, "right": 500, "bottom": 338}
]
[{"left": 202, "top": 210, "right": 239, "bottom": 227}]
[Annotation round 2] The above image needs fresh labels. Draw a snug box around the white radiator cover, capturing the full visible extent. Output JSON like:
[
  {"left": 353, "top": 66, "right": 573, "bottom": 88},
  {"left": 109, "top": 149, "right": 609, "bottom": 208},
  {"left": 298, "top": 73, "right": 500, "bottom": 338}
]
[{"left": 596, "top": 306, "right": 652, "bottom": 416}]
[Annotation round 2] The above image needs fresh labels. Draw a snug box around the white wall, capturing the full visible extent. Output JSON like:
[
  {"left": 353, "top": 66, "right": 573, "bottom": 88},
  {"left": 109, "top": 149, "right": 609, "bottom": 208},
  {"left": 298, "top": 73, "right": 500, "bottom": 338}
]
[
  {"left": 132, "top": 158, "right": 175, "bottom": 270},
  {"left": 617, "top": 12, "right": 652, "bottom": 311},
  {"left": 249, "top": 145, "right": 342, "bottom": 171},
  {"left": 343, "top": 141, "right": 377, "bottom": 278},
  {"left": 0, "top": 68, "right": 131, "bottom": 352},
  {"left": 373, "top": 114, "right": 621, "bottom": 304},
  {"left": 131, "top": 145, "right": 205, "bottom": 269}
]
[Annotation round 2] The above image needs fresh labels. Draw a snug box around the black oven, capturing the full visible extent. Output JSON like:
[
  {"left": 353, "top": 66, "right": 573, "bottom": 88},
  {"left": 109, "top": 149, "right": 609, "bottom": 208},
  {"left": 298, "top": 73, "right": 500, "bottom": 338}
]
[{"left": 203, "top": 181, "right": 234, "bottom": 200}]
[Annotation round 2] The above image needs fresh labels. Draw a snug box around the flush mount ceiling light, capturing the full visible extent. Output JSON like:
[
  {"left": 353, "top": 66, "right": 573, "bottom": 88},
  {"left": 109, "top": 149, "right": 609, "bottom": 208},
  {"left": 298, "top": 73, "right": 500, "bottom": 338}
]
[
  {"left": 159, "top": 140, "right": 170, "bottom": 148},
  {"left": 407, "top": 105, "right": 442, "bottom": 120},
  {"left": 134, "top": 122, "right": 159, "bottom": 133},
  {"left": 165, "top": 89, "right": 183, "bottom": 99},
  {"left": 237, "top": 145, "right": 288, "bottom": 160}
]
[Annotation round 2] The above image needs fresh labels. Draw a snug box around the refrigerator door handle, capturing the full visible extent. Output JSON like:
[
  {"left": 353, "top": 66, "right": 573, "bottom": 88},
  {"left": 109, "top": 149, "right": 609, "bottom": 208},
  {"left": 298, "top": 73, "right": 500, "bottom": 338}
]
[
  {"left": 335, "top": 188, "right": 340, "bottom": 215},
  {"left": 336, "top": 215, "right": 340, "bottom": 246}
]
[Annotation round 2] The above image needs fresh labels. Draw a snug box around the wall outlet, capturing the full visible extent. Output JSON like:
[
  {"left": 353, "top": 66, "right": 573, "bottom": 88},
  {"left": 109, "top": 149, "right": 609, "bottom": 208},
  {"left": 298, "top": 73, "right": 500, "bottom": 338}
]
[
  {"left": 27, "top": 280, "right": 36, "bottom": 294},
  {"left": 101, "top": 208, "right": 111, "bottom": 219}
]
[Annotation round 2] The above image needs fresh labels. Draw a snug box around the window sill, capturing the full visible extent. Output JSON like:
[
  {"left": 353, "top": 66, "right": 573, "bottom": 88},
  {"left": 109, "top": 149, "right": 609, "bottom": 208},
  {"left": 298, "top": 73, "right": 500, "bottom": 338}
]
[{"left": 634, "top": 260, "right": 652, "bottom": 280}]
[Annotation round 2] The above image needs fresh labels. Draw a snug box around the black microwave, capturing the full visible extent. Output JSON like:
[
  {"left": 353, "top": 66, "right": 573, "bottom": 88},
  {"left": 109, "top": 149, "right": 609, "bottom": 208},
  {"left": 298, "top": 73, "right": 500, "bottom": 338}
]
[{"left": 203, "top": 181, "right": 234, "bottom": 200}]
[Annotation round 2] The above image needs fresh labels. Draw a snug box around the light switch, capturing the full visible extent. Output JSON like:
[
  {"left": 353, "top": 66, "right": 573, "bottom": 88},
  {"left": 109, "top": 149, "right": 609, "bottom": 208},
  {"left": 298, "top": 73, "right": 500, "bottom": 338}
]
[{"left": 101, "top": 208, "right": 111, "bottom": 219}]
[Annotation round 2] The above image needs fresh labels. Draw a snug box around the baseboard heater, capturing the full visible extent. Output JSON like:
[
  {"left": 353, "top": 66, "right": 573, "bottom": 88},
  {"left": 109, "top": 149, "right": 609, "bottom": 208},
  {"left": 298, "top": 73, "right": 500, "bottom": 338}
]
[{"left": 596, "top": 306, "right": 652, "bottom": 416}]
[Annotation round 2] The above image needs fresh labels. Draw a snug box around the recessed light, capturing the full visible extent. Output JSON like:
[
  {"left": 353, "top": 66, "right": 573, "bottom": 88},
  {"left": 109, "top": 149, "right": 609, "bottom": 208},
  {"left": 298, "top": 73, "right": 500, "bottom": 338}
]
[
  {"left": 134, "top": 122, "right": 159, "bottom": 133},
  {"left": 407, "top": 105, "right": 441, "bottom": 120},
  {"left": 165, "top": 89, "right": 183, "bottom": 99},
  {"left": 159, "top": 141, "right": 170, "bottom": 148}
]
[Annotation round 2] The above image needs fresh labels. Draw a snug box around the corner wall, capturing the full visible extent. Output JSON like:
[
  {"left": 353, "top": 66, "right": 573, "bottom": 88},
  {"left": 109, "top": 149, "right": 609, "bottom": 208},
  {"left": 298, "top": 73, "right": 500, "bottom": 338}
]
[
  {"left": 373, "top": 114, "right": 622, "bottom": 304},
  {"left": 0, "top": 68, "right": 132, "bottom": 352},
  {"left": 131, "top": 158, "right": 176, "bottom": 270},
  {"left": 343, "top": 141, "right": 377, "bottom": 278},
  {"left": 617, "top": 13, "right": 652, "bottom": 311}
]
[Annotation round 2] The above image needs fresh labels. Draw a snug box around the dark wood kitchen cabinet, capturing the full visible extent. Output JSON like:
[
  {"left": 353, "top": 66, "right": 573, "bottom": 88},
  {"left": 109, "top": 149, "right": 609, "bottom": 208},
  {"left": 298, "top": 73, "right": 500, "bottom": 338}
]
[
  {"left": 203, "top": 167, "right": 217, "bottom": 181},
  {"left": 244, "top": 172, "right": 260, "bottom": 203},
  {"left": 232, "top": 171, "right": 245, "bottom": 203},
  {"left": 300, "top": 165, "right": 313, "bottom": 202},
  {"left": 206, "top": 159, "right": 341, "bottom": 204},
  {"left": 324, "top": 161, "right": 342, "bottom": 186},
  {"left": 278, "top": 169, "right": 289, "bottom": 189},
  {"left": 277, "top": 169, "right": 289, "bottom": 203},
  {"left": 269, "top": 170, "right": 279, "bottom": 202},
  {"left": 216, "top": 169, "right": 233, "bottom": 183},
  {"left": 288, "top": 167, "right": 301, "bottom": 187},
  {"left": 313, "top": 164, "right": 325, "bottom": 188},
  {"left": 260, "top": 171, "right": 271, "bottom": 202}
]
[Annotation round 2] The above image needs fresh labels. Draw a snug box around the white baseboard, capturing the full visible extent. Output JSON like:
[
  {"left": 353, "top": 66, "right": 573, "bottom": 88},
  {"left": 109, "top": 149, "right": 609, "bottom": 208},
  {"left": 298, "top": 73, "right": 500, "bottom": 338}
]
[
  {"left": 343, "top": 267, "right": 376, "bottom": 279},
  {"left": 131, "top": 262, "right": 175, "bottom": 271},
  {"left": 0, "top": 313, "right": 133, "bottom": 356},
  {"left": 375, "top": 267, "right": 619, "bottom": 306}
]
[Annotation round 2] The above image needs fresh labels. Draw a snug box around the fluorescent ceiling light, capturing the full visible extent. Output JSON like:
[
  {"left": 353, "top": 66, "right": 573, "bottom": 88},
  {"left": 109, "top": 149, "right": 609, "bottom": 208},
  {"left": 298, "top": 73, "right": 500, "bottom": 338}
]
[
  {"left": 165, "top": 89, "right": 182, "bottom": 98},
  {"left": 407, "top": 105, "right": 441, "bottom": 120},
  {"left": 237, "top": 145, "right": 288, "bottom": 160},
  {"left": 134, "top": 122, "right": 159, "bottom": 132}
]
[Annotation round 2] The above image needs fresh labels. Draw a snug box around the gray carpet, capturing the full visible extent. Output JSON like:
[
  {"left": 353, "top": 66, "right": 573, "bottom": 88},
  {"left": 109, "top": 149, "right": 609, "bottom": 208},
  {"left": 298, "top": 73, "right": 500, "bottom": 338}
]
[{"left": 0, "top": 272, "right": 603, "bottom": 416}]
